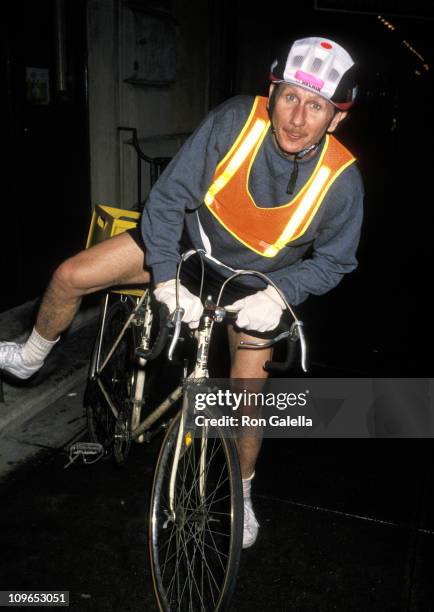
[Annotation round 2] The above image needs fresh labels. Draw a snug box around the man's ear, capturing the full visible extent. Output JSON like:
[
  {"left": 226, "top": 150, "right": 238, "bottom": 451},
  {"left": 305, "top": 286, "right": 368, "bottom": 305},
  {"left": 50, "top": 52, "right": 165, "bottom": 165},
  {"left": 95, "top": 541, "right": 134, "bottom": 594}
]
[
  {"left": 267, "top": 83, "right": 276, "bottom": 110},
  {"left": 328, "top": 110, "right": 348, "bottom": 133}
]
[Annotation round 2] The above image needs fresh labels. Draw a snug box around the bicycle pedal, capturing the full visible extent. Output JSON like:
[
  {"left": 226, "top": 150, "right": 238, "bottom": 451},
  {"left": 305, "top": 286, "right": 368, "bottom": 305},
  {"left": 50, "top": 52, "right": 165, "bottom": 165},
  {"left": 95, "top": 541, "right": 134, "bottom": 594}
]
[
  {"left": 64, "top": 442, "right": 104, "bottom": 469},
  {"left": 70, "top": 442, "right": 104, "bottom": 455}
]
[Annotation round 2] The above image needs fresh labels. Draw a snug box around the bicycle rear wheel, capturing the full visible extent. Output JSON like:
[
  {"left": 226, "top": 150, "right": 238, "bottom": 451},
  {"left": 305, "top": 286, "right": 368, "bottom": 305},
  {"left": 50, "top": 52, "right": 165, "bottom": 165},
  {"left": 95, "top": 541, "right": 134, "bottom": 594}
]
[
  {"left": 84, "top": 295, "right": 138, "bottom": 462},
  {"left": 149, "top": 407, "right": 243, "bottom": 611}
]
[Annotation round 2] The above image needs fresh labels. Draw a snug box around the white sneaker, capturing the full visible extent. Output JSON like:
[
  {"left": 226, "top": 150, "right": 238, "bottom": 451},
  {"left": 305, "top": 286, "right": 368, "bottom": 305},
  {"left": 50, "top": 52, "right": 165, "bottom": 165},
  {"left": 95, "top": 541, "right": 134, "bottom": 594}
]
[
  {"left": 243, "top": 498, "right": 259, "bottom": 549},
  {"left": 0, "top": 342, "right": 43, "bottom": 380}
]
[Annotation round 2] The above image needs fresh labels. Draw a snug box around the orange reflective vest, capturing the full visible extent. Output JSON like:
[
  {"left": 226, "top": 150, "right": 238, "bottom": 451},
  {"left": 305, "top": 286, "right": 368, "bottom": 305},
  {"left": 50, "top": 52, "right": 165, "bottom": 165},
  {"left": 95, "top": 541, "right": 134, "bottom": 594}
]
[{"left": 204, "top": 96, "right": 355, "bottom": 257}]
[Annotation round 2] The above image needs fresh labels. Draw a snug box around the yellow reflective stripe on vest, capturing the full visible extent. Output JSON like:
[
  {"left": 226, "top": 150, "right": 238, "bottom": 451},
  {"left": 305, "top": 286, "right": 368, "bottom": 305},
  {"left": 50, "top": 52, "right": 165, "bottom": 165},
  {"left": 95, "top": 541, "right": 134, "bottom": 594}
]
[
  {"left": 263, "top": 165, "right": 332, "bottom": 256},
  {"left": 204, "top": 118, "right": 267, "bottom": 206}
]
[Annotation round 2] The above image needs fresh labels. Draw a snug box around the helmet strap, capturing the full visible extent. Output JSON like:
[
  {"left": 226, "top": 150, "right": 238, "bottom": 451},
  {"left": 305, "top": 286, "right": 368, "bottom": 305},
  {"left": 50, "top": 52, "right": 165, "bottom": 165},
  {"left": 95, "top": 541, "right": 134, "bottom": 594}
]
[
  {"left": 286, "top": 158, "right": 299, "bottom": 195},
  {"left": 286, "top": 138, "right": 324, "bottom": 195}
]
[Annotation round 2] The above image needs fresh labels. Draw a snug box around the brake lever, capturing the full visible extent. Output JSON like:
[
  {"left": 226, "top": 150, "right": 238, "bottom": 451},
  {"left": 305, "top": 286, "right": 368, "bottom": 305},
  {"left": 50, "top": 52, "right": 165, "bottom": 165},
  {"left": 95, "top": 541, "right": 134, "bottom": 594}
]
[
  {"left": 168, "top": 307, "right": 185, "bottom": 361},
  {"left": 294, "top": 321, "right": 308, "bottom": 373},
  {"left": 239, "top": 321, "right": 308, "bottom": 373},
  {"left": 286, "top": 320, "right": 308, "bottom": 373}
]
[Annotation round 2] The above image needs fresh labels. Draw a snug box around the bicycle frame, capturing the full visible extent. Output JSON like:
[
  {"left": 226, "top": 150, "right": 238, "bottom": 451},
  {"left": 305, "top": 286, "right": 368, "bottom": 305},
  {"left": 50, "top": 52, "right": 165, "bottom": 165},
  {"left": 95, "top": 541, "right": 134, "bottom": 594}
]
[{"left": 90, "top": 286, "right": 217, "bottom": 509}]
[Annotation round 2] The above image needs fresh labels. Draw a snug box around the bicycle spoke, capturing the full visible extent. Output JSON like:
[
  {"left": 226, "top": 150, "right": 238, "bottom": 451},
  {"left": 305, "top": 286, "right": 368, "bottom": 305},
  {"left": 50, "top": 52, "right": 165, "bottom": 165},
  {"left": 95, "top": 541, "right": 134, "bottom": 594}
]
[
  {"left": 187, "top": 520, "right": 224, "bottom": 594},
  {"left": 205, "top": 509, "right": 232, "bottom": 517},
  {"left": 178, "top": 525, "right": 206, "bottom": 610},
  {"left": 205, "top": 526, "right": 231, "bottom": 539},
  {"left": 204, "top": 529, "right": 229, "bottom": 568}
]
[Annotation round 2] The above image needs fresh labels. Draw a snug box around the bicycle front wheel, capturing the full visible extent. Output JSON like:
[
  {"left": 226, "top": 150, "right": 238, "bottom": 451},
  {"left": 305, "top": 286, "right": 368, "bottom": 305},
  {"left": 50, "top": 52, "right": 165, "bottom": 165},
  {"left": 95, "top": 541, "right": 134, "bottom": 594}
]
[{"left": 149, "top": 408, "right": 243, "bottom": 611}]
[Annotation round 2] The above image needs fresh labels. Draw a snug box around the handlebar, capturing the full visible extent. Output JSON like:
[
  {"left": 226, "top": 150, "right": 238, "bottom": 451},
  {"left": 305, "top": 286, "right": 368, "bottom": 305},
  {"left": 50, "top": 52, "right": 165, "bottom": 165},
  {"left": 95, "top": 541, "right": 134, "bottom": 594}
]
[
  {"left": 135, "top": 251, "right": 309, "bottom": 372},
  {"left": 136, "top": 300, "right": 308, "bottom": 373},
  {"left": 218, "top": 270, "right": 309, "bottom": 373}
]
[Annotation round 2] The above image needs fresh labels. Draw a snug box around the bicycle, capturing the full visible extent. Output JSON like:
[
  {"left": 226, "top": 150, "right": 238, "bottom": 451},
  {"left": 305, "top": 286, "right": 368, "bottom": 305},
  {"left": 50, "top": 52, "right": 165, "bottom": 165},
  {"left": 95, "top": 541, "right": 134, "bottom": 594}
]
[{"left": 82, "top": 240, "right": 308, "bottom": 610}]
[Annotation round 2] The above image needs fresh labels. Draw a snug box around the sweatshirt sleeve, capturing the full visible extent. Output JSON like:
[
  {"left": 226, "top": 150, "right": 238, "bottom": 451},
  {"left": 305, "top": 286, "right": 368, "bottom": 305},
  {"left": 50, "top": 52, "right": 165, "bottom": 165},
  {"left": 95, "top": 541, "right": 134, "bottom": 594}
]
[
  {"left": 267, "top": 165, "right": 364, "bottom": 305},
  {"left": 140, "top": 100, "right": 242, "bottom": 284}
]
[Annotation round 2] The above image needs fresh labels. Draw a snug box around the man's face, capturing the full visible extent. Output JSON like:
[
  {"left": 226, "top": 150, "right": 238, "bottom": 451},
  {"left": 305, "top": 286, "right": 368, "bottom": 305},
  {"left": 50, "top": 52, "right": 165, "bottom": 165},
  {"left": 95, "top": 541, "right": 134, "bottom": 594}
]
[{"left": 268, "top": 83, "right": 347, "bottom": 156}]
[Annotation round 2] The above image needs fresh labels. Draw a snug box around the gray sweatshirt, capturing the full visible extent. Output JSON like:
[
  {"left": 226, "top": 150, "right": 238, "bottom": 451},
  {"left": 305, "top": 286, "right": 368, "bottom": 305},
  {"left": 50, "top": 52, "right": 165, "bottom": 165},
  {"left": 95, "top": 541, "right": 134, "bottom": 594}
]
[{"left": 141, "top": 95, "right": 364, "bottom": 305}]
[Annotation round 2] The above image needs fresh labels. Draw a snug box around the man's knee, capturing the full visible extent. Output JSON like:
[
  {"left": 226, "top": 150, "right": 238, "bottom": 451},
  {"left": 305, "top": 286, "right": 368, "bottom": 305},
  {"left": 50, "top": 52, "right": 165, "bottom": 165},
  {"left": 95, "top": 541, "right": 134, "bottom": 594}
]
[
  {"left": 51, "top": 254, "right": 88, "bottom": 296},
  {"left": 50, "top": 234, "right": 149, "bottom": 297}
]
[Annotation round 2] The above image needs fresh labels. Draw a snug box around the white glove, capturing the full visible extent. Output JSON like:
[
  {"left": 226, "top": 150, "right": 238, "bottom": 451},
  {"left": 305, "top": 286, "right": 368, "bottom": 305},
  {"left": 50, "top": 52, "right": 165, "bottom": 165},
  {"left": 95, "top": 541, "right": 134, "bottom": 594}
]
[
  {"left": 228, "top": 285, "right": 286, "bottom": 332},
  {"left": 154, "top": 279, "right": 203, "bottom": 329}
]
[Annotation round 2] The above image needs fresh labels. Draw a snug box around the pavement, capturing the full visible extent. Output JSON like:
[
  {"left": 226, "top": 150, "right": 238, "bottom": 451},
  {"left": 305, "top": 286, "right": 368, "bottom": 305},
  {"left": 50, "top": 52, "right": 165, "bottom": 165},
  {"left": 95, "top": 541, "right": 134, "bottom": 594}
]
[
  {"left": 1, "top": 413, "right": 433, "bottom": 611},
  {"left": 0, "top": 298, "right": 100, "bottom": 440},
  {"left": 0, "top": 380, "right": 87, "bottom": 480}
]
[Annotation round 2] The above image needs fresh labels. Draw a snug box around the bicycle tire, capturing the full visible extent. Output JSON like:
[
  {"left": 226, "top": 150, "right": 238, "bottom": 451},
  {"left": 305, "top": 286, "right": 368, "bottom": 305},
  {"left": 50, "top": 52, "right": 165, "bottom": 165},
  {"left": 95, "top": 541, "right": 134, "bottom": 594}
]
[
  {"left": 84, "top": 295, "right": 138, "bottom": 462},
  {"left": 149, "top": 406, "right": 243, "bottom": 611}
]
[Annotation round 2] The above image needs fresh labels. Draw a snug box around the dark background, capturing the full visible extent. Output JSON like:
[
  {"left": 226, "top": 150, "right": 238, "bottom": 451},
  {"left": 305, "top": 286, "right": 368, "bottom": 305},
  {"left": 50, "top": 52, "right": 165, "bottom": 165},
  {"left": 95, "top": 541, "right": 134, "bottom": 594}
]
[
  {"left": 3, "top": 0, "right": 90, "bottom": 308},
  {"left": 1, "top": 4, "right": 434, "bottom": 610},
  {"left": 2, "top": 0, "right": 433, "bottom": 376}
]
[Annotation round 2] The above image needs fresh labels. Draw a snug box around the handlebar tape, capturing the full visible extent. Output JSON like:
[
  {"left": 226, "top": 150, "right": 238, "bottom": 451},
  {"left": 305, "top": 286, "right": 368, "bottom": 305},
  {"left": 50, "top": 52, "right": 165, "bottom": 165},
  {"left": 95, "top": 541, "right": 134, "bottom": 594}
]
[{"left": 263, "top": 323, "right": 298, "bottom": 373}]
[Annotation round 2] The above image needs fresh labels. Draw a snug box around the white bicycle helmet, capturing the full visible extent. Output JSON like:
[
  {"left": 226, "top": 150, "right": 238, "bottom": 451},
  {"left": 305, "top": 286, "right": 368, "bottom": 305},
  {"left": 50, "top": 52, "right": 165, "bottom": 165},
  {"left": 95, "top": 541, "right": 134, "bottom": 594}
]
[{"left": 270, "top": 37, "right": 358, "bottom": 110}]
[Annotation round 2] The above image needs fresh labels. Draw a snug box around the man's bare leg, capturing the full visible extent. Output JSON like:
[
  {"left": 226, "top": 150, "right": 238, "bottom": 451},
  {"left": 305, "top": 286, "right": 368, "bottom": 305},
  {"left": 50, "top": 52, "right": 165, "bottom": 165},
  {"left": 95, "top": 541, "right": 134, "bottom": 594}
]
[
  {"left": 227, "top": 325, "right": 272, "bottom": 479},
  {"left": 0, "top": 233, "right": 150, "bottom": 379},
  {"left": 228, "top": 325, "right": 271, "bottom": 547},
  {"left": 35, "top": 232, "right": 150, "bottom": 340}
]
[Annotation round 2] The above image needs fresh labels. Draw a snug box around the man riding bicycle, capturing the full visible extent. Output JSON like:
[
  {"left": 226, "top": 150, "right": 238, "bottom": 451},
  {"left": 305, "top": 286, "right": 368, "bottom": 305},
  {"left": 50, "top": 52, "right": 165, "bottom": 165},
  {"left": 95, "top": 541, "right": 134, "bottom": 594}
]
[{"left": 0, "top": 36, "right": 364, "bottom": 549}]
